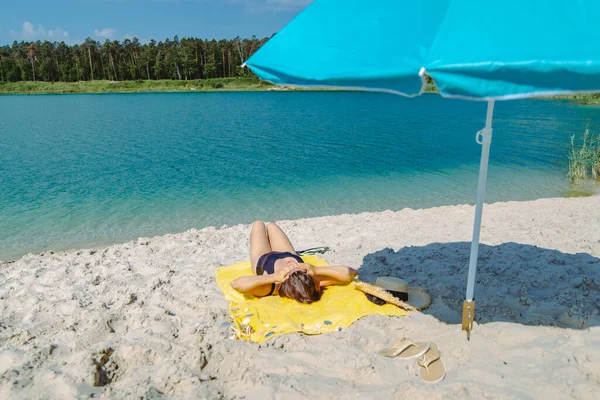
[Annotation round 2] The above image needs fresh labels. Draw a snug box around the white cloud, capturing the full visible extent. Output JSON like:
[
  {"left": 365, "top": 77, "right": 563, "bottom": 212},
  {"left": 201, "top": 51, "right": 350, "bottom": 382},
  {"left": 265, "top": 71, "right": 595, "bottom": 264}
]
[
  {"left": 94, "top": 28, "right": 118, "bottom": 39},
  {"left": 9, "top": 21, "right": 69, "bottom": 41},
  {"left": 22, "top": 21, "right": 35, "bottom": 37}
]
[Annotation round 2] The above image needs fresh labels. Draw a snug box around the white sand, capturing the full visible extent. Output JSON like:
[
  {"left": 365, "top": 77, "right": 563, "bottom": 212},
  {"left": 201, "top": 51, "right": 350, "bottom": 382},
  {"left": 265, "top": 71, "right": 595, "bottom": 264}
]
[{"left": 1, "top": 196, "right": 600, "bottom": 399}]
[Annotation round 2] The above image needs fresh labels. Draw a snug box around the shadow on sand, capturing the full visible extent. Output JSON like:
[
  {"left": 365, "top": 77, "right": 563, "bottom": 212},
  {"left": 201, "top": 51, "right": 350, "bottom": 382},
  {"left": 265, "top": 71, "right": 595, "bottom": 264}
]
[{"left": 359, "top": 242, "right": 600, "bottom": 329}]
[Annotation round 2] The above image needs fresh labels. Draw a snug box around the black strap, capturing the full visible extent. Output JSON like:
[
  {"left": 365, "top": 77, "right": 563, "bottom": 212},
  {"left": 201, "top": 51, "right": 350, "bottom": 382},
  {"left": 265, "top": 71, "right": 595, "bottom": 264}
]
[{"left": 266, "top": 283, "right": 276, "bottom": 296}]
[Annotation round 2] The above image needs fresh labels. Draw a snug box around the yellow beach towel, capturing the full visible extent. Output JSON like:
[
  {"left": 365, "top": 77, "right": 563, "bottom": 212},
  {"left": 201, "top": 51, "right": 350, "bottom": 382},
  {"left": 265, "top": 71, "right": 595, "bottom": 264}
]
[{"left": 216, "top": 255, "right": 407, "bottom": 343}]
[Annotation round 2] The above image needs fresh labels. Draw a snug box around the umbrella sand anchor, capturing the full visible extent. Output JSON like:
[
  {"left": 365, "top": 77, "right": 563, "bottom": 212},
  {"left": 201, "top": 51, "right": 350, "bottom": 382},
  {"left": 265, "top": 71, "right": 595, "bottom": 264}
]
[{"left": 462, "top": 100, "right": 495, "bottom": 339}]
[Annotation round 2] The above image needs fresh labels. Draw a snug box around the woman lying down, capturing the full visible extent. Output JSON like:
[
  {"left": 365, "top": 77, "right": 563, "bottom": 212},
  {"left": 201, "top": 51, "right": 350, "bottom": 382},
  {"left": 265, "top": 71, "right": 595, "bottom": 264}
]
[{"left": 231, "top": 221, "right": 357, "bottom": 304}]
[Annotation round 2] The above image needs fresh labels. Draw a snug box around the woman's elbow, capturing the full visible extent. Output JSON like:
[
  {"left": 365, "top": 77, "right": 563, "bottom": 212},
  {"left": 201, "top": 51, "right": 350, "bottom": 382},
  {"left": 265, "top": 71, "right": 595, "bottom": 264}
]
[
  {"left": 231, "top": 279, "right": 244, "bottom": 292},
  {"left": 346, "top": 268, "right": 358, "bottom": 281}
]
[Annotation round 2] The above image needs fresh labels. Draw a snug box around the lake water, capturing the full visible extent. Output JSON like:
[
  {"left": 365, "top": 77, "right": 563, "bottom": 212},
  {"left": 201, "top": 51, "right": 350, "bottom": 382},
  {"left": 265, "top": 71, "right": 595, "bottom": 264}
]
[{"left": 1, "top": 92, "right": 599, "bottom": 261}]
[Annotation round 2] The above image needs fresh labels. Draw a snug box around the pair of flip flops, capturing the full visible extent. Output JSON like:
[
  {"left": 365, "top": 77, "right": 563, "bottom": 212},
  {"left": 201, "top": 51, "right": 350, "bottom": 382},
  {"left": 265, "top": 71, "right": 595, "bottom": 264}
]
[{"left": 378, "top": 339, "right": 446, "bottom": 384}]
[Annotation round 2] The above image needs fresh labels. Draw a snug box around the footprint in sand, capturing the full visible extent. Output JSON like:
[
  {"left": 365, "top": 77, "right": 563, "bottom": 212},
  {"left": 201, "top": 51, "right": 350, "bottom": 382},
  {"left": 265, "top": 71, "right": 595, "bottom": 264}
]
[{"left": 573, "top": 349, "right": 600, "bottom": 384}]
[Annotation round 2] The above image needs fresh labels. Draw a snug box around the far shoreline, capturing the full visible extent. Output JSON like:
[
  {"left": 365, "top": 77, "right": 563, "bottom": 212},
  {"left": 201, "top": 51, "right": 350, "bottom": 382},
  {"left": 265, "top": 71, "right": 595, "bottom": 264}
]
[
  {"left": 0, "top": 78, "right": 272, "bottom": 95},
  {"left": 2, "top": 79, "right": 599, "bottom": 103}
]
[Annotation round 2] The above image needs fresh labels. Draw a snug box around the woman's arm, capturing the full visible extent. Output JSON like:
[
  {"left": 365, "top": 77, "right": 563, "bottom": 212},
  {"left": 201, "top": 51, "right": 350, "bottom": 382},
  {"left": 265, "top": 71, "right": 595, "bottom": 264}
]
[
  {"left": 301, "top": 264, "right": 358, "bottom": 288},
  {"left": 231, "top": 274, "right": 277, "bottom": 297},
  {"left": 231, "top": 265, "right": 301, "bottom": 297}
]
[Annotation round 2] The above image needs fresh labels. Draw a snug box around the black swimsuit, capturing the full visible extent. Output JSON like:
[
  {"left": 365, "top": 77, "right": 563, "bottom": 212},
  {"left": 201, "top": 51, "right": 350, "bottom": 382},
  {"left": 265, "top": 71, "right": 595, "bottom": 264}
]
[{"left": 256, "top": 251, "right": 303, "bottom": 295}]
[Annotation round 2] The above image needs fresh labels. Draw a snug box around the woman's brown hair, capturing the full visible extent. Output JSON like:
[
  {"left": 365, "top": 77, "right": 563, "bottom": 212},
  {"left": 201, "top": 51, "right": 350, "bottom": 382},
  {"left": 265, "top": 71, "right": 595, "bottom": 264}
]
[{"left": 278, "top": 270, "right": 321, "bottom": 304}]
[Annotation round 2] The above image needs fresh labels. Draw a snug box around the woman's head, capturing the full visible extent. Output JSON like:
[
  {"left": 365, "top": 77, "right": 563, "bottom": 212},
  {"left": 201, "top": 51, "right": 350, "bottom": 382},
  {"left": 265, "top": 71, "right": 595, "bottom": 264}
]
[{"left": 278, "top": 270, "right": 321, "bottom": 304}]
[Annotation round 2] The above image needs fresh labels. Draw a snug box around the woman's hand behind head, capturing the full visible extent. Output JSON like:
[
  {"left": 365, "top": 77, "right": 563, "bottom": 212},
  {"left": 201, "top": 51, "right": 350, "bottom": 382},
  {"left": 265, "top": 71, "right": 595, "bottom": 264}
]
[
  {"left": 297, "top": 263, "right": 317, "bottom": 277},
  {"left": 272, "top": 264, "right": 302, "bottom": 284}
]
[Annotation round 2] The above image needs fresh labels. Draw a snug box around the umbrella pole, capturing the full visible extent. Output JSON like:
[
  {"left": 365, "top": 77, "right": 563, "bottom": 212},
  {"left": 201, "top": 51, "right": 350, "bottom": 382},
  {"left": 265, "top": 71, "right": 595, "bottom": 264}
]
[{"left": 462, "top": 100, "right": 495, "bottom": 340}]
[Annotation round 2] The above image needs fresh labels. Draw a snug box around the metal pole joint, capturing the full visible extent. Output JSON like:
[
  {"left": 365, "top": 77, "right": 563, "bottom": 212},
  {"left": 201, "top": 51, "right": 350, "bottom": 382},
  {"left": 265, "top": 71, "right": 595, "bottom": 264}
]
[{"left": 476, "top": 127, "right": 493, "bottom": 145}]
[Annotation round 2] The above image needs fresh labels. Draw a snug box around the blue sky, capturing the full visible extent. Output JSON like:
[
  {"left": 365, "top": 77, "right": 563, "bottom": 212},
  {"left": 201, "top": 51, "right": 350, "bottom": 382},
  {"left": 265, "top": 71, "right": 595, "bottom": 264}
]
[{"left": 0, "top": 0, "right": 311, "bottom": 45}]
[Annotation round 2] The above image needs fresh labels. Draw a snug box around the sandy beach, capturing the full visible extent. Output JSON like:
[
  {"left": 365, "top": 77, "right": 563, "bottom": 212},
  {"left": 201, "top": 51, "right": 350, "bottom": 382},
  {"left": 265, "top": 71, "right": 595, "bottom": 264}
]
[{"left": 1, "top": 195, "right": 599, "bottom": 399}]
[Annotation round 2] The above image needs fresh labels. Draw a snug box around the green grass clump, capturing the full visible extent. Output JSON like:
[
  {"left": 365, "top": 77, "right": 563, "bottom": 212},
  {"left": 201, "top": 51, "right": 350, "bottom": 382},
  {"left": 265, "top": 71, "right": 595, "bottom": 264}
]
[
  {"left": 568, "top": 127, "right": 600, "bottom": 182},
  {"left": 0, "top": 77, "right": 270, "bottom": 94},
  {"left": 580, "top": 93, "right": 600, "bottom": 105}
]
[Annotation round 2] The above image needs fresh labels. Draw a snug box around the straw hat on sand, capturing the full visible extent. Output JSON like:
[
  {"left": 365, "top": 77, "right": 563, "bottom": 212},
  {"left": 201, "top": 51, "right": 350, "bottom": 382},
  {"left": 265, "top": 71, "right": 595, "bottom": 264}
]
[{"left": 355, "top": 277, "right": 431, "bottom": 311}]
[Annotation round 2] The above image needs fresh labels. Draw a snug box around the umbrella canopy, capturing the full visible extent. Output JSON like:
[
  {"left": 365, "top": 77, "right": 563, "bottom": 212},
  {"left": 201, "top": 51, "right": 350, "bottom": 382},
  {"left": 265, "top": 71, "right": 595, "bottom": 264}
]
[
  {"left": 245, "top": 0, "right": 600, "bottom": 100},
  {"left": 243, "top": 0, "right": 600, "bottom": 338}
]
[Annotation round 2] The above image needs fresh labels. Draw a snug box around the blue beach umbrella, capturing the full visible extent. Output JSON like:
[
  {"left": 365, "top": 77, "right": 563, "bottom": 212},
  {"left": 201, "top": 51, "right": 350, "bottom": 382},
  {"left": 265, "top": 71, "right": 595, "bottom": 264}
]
[{"left": 243, "top": 0, "right": 600, "bottom": 337}]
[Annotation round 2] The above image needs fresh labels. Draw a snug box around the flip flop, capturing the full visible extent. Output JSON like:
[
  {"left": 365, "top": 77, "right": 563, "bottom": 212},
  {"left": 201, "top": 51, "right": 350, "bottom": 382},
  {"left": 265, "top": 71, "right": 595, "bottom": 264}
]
[
  {"left": 417, "top": 343, "right": 446, "bottom": 384},
  {"left": 297, "top": 246, "right": 330, "bottom": 255},
  {"left": 378, "top": 338, "right": 430, "bottom": 360}
]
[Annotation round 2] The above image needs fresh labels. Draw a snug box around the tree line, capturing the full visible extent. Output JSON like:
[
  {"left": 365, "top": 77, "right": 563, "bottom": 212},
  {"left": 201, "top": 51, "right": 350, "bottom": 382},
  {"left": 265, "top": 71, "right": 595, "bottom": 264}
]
[{"left": 0, "top": 36, "right": 268, "bottom": 83}]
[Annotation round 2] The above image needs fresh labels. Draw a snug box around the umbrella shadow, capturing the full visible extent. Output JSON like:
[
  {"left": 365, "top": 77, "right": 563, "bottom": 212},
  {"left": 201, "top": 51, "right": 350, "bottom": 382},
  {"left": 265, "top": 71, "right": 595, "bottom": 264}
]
[{"left": 358, "top": 242, "right": 600, "bottom": 329}]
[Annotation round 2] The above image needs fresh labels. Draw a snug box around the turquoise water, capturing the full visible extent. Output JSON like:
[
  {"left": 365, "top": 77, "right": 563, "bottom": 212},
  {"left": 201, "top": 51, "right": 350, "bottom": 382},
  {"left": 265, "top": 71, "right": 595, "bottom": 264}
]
[{"left": 1, "top": 92, "right": 599, "bottom": 260}]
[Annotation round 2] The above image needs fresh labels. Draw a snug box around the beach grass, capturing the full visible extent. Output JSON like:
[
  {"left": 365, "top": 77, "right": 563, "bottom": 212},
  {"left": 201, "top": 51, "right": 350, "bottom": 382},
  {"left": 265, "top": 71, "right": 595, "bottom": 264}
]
[
  {"left": 0, "top": 77, "right": 273, "bottom": 94},
  {"left": 0, "top": 77, "right": 441, "bottom": 95},
  {"left": 580, "top": 93, "right": 600, "bottom": 105},
  {"left": 568, "top": 127, "right": 600, "bottom": 181},
  {"left": 542, "top": 92, "right": 600, "bottom": 104}
]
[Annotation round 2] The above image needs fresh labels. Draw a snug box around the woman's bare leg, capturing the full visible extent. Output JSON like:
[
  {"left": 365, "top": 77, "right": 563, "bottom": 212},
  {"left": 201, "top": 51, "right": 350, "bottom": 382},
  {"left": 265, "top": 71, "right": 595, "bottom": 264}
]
[
  {"left": 250, "top": 221, "right": 272, "bottom": 271},
  {"left": 266, "top": 222, "right": 297, "bottom": 254}
]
